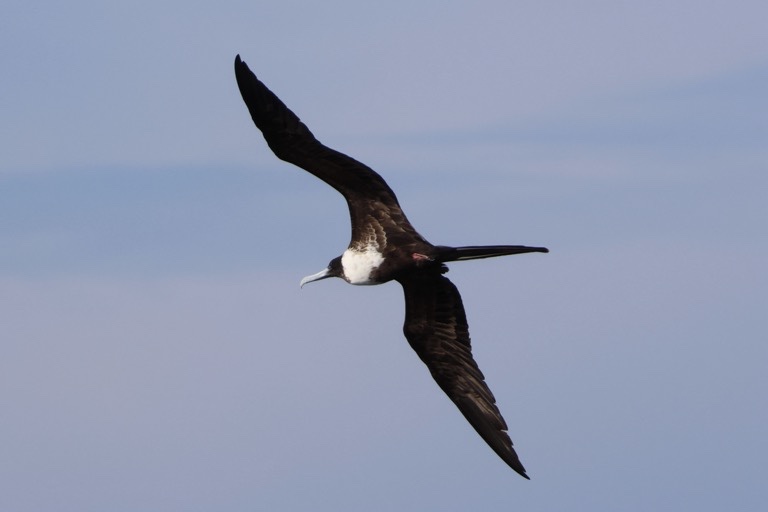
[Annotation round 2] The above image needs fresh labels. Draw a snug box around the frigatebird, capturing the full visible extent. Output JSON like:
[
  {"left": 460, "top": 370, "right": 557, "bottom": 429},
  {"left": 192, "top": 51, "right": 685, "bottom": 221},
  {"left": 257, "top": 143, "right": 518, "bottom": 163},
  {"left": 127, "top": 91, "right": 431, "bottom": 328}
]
[{"left": 234, "top": 55, "right": 547, "bottom": 479}]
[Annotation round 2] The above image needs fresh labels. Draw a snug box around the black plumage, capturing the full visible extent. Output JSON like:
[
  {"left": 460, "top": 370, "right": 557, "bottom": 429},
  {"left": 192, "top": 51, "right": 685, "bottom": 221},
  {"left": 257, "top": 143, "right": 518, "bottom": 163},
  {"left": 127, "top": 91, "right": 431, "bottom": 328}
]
[{"left": 234, "top": 55, "right": 547, "bottom": 478}]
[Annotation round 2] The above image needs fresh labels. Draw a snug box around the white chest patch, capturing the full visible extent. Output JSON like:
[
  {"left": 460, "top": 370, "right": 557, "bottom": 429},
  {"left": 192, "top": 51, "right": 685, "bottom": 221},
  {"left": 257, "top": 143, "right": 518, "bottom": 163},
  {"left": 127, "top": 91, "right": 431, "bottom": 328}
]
[{"left": 341, "top": 247, "right": 384, "bottom": 285}]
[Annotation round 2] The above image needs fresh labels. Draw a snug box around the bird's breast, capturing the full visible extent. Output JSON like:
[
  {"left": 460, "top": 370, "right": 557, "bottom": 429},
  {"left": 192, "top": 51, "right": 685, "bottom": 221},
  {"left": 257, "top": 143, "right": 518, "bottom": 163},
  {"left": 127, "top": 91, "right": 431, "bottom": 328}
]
[{"left": 341, "top": 247, "right": 385, "bottom": 285}]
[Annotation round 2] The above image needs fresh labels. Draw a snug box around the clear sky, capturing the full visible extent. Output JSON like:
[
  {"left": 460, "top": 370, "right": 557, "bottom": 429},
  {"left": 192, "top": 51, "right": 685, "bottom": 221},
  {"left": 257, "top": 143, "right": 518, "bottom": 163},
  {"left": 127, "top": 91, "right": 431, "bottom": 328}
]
[{"left": 2, "top": 1, "right": 766, "bottom": 510}]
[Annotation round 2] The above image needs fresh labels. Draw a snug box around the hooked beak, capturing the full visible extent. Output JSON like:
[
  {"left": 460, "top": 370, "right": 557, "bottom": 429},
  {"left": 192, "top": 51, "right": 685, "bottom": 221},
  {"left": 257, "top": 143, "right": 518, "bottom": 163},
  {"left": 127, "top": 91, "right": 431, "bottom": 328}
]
[{"left": 300, "top": 267, "right": 333, "bottom": 288}]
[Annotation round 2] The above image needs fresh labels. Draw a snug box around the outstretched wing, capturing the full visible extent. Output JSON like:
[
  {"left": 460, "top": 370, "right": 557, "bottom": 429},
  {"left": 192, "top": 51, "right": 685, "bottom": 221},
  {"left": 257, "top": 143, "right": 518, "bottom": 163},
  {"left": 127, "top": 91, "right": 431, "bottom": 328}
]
[
  {"left": 397, "top": 271, "right": 529, "bottom": 478},
  {"left": 234, "top": 55, "right": 419, "bottom": 244}
]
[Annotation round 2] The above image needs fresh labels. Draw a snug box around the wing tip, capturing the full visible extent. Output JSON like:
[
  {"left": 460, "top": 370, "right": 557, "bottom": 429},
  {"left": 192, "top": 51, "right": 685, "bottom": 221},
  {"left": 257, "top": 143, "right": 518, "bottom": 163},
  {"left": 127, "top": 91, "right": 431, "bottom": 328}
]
[
  {"left": 234, "top": 54, "right": 246, "bottom": 73},
  {"left": 518, "top": 468, "right": 531, "bottom": 480},
  {"left": 504, "top": 452, "right": 530, "bottom": 480}
]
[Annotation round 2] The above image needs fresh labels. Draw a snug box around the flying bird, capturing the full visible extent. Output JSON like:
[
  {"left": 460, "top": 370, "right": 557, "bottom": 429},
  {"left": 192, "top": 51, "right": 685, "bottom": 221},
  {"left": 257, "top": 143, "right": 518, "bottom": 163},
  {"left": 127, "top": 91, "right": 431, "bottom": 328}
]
[{"left": 234, "top": 55, "right": 547, "bottom": 479}]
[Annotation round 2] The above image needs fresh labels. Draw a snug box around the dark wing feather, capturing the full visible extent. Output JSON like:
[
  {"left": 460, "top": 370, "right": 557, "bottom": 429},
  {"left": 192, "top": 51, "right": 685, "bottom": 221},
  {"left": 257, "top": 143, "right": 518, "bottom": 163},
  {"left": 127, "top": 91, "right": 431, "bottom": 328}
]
[
  {"left": 234, "top": 55, "right": 420, "bottom": 244},
  {"left": 397, "top": 271, "right": 529, "bottom": 479}
]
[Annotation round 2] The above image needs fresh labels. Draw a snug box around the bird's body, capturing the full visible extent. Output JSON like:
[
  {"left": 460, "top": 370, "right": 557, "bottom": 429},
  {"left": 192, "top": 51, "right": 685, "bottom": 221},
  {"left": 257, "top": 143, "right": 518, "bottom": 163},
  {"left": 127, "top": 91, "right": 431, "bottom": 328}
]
[{"left": 234, "top": 55, "right": 548, "bottom": 479}]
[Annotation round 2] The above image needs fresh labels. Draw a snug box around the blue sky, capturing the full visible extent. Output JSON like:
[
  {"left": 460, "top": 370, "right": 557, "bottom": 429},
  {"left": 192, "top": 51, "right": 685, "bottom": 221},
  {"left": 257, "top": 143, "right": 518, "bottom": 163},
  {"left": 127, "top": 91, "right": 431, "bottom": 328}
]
[{"left": 2, "top": 1, "right": 767, "bottom": 510}]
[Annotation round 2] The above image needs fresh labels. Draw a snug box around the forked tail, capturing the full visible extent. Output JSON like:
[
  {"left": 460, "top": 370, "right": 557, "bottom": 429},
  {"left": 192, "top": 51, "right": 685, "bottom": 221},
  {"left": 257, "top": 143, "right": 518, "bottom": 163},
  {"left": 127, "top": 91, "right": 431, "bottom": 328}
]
[{"left": 435, "top": 244, "right": 549, "bottom": 262}]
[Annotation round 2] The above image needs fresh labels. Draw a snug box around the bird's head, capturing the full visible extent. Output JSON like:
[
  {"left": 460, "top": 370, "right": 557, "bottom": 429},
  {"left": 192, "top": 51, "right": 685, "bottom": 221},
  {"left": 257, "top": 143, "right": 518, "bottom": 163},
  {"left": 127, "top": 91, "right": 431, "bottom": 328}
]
[{"left": 299, "top": 255, "right": 344, "bottom": 288}]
